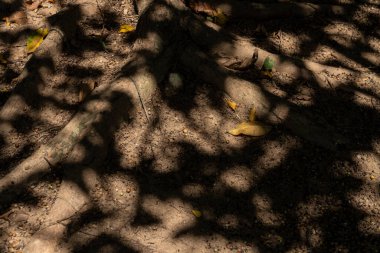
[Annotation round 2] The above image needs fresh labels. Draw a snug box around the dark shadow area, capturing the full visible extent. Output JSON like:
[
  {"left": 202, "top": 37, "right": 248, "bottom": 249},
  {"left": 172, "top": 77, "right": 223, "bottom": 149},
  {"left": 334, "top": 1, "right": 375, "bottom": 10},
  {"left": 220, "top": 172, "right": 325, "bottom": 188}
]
[{"left": 73, "top": 233, "right": 139, "bottom": 253}]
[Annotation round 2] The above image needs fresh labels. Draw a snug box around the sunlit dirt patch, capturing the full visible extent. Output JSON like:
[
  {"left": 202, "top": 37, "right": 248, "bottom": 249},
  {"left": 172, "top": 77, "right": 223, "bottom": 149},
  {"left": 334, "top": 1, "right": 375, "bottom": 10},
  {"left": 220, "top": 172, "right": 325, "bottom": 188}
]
[
  {"left": 220, "top": 166, "right": 253, "bottom": 192},
  {"left": 252, "top": 193, "right": 284, "bottom": 227},
  {"left": 182, "top": 183, "right": 206, "bottom": 198}
]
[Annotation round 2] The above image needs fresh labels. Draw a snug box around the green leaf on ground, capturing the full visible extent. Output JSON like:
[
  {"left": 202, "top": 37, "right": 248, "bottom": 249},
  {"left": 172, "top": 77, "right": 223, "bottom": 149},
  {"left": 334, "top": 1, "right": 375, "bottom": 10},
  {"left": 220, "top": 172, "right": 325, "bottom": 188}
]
[{"left": 262, "top": 56, "right": 274, "bottom": 71}]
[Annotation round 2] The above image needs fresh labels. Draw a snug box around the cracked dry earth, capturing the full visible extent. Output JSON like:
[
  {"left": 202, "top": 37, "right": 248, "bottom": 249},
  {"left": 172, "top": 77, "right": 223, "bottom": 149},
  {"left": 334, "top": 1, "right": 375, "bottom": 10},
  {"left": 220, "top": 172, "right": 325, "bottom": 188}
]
[{"left": 1, "top": 0, "right": 380, "bottom": 252}]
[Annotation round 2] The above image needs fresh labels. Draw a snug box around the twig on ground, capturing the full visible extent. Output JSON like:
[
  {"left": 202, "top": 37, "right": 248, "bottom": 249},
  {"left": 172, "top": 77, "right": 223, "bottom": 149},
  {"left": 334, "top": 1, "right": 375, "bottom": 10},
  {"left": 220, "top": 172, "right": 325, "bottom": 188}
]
[{"left": 129, "top": 77, "right": 150, "bottom": 123}]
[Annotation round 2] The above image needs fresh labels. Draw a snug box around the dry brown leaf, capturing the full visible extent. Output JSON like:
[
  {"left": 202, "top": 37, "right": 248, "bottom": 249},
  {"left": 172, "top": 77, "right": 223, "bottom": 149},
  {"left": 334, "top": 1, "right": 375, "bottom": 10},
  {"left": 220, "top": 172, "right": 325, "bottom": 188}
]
[{"left": 228, "top": 122, "right": 271, "bottom": 137}]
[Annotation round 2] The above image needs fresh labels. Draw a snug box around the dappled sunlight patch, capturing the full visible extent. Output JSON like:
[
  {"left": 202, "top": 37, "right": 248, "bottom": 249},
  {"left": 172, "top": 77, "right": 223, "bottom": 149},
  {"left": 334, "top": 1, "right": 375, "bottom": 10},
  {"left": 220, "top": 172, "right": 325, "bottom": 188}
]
[
  {"left": 358, "top": 215, "right": 380, "bottom": 235},
  {"left": 360, "top": 51, "right": 380, "bottom": 66},
  {"left": 298, "top": 224, "right": 324, "bottom": 249},
  {"left": 175, "top": 232, "right": 259, "bottom": 253},
  {"left": 284, "top": 244, "right": 309, "bottom": 253},
  {"left": 114, "top": 120, "right": 153, "bottom": 169},
  {"left": 182, "top": 183, "right": 206, "bottom": 198},
  {"left": 104, "top": 173, "right": 139, "bottom": 213},
  {"left": 252, "top": 193, "right": 284, "bottom": 227},
  {"left": 347, "top": 187, "right": 380, "bottom": 215},
  {"left": 260, "top": 232, "right": 284, "bottom": 249},
  {"left": 0, "top": 94, "right": 27, "bottom": 120},
  {"left": 352, "top": 5, "right": 379, "bottom": 25},
  {"left": 296, "top": 196, "right": 342, "bottom": 220},
  {"left": 268, "top": 31, "right": 310, "bottom": 56},
  {"left": 323, "top": 22, "right": 362, "bottom": 39},
  {"left": 149, "top": 4, "right": 173, "bottom": 22},
  {"left": 255, "top": 138, "right": 295, "bottom": 175},
  {"left": 152, "top": 144, "right": 183, "bottom": 173},
  {"left": 217, "top": 213, "right": 239, "bottom": 230},
  {"left": 352, "top": 152, "right": 380, "bottom": 182},
  {"left": 220, "top": 166, "right": 253, "bottom": 192},
  {"left": 368, "top": 36, "right": 380, "bottom": 53},
  {"left": 320, "top": 44, "right": 366, "bottom": 70},
  {"left": 202, "top": 162, "right": 218, "bottom": 176},
  {"left": 349, "top": 88, "right": 380, "bottom": 108},
  {"left": 141, "top": 195, "right": 194, "bottom": 229},
  {"left": 66, "top": 144, "right": 88, "bottom": 163},
  {"left": 195, "top": 110, "right": 223, "bottom": 139}
]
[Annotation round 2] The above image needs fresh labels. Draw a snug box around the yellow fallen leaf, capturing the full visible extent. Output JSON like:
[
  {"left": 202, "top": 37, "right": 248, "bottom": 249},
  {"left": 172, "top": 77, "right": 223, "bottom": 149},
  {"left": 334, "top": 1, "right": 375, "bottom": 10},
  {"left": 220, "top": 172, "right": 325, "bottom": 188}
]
[
  {"left": 26, "top": 28, "right": 49, "bottom": 54},
  {"left": 261, "top": 70, "right": 273, "bottom": 79},
  {"left": 249, "top": 107, "right": 256, "bottom": 123},
  {"left": 119, "top": 24, "right": 135, "bottom": 33},
  {"left": 225, "top": 98, "right": 237, "bottom": 111},
  {"left": 228, "top": 122, "right": 271, "bottom": 137},
  {"left": 3, "top": 17, "right": 11, "bottom": 27},
  {"left": 192, "top": 209, "right": 202, "bottom": 218}
]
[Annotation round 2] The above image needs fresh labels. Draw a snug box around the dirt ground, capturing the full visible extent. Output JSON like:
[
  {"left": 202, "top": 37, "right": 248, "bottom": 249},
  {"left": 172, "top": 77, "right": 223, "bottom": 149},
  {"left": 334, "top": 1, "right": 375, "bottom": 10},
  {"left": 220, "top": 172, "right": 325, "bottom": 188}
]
[{"left": 0, "top": 0, "right": 380, "bottom": 252}]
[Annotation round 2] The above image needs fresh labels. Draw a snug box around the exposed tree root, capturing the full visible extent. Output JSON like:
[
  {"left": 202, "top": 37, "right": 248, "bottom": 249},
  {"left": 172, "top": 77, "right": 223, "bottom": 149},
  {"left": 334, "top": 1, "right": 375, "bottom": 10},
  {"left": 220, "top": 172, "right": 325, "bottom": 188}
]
[
  {"left": 0, "top": 28, "right": 66, "bottom": 160},
  {"left": 2, "top": 0, "right": 377, "bottom": 251},
  {"left": 22, "top": 167, "right": 97, "bottom": 253},
  {"left": 190, "top": 0, "right": 350, "bottom": 21},
  {"left": 0, "top": 0, "right": 180, "bottom": 205},
  {"left": 183, "top": 14, "right": 371, "bottom": 87},
  {"left": 180, "top": 43, "right": 348, "bottom": 150},
  {"left": 0, "top": 0, "right": 359, "bottom": 200},
  {"left": 0, "top": 5, "right": 81, "bottom": 163}
]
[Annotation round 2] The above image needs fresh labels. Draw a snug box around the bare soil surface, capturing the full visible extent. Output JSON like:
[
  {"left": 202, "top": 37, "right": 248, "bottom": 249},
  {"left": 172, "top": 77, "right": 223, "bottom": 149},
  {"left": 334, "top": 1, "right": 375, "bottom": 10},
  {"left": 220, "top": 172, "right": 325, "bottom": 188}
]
[{"left": 1, "top": 0, "right": 379, "bottom": 252}]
